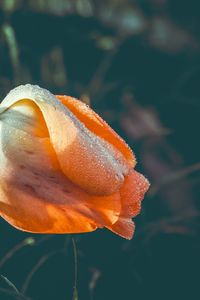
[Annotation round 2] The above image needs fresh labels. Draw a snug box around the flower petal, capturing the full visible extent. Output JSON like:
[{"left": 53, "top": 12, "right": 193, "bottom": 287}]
[
  {"left": 1, "top": 84, "right": 131, "bottom": 196},
  {"left": 56, "top": 95, "right": 135, "bottom": 168},
  {"left": 0, "top": 119, "right": 121, "bottom": 233},
  {"left": 106, "top": 170, "right": 150, "bottom": 239}
]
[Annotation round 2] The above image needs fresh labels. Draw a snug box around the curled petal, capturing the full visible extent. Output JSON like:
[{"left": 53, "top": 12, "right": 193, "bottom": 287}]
[{"left": 1, "top": 85, "right": 132, "bottom": 195}]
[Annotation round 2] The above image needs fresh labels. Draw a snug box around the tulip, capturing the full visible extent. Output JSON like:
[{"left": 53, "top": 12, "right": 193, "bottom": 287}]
[{"left": 0, "top": 84, "right": 149, "bottom": 239}]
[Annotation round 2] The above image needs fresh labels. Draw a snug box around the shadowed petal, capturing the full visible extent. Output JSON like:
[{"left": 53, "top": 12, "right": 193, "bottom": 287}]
[{"left": 0, "top": 120, "right": 121, "bottom": 233}]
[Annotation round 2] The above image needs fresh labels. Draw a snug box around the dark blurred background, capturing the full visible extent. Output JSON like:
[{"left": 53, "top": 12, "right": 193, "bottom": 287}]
[{"left": 0, "top": 0, "right": 200, "bottom": 299}]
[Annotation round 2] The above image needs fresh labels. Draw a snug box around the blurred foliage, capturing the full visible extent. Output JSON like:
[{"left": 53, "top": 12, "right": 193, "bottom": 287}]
[{"left": 0, "top": 0, "right": 200, "bottom": 300}]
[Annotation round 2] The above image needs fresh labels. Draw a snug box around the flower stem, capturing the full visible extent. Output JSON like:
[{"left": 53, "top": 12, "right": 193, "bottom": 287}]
[{"left": 72, "top": 237, "right": 78, "bottom": 300}]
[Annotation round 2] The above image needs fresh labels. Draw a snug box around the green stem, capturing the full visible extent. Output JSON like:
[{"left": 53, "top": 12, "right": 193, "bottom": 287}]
[{"left": 72, "top": 237, "right": 78, "bottom": 300}]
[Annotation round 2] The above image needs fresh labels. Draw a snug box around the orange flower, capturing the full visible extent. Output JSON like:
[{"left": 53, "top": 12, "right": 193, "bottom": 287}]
[{"left": 0, "top": 84, "right": 149, "bottom": 239}]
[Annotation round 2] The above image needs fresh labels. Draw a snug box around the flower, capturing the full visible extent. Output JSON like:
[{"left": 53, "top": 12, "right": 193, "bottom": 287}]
[{"left": 0, "top": 84, "right": 149, "bottom": 239}]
